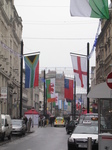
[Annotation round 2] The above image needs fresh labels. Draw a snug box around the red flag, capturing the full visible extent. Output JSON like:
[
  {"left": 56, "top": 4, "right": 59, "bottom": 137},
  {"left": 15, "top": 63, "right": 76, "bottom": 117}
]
[{"left": 64, "top": 79, "right": 73, "bottom": 100}]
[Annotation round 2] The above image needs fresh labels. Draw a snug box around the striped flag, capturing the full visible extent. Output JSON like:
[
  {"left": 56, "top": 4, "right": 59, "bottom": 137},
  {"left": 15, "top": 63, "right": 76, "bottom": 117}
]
[
  {"left": 70, "top": 0, "right": 109, "bottom": 19},
  {"left": 24, "top": 54, "right": 39, "bottom": 88}
]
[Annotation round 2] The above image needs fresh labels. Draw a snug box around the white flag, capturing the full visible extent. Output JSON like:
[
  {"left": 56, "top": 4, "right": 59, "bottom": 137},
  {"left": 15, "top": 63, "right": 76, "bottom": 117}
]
[
  {"left": 58, "top": 100, "right": 62, "bottom": 109},
  {"left": 71, "top": 55, "right": 87, "bottom": 89},
  {"left": 55, "top": 93, "right": 58, "bottom": 106}
]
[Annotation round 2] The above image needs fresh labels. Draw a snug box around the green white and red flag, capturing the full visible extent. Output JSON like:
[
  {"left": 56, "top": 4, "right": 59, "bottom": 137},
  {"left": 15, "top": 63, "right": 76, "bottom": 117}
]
[
  {"left": 46, "top": 78, "right": 55, "bottom": 102},
  {"left": 70, "top": 0, "right": 109, "bottom": 19}
]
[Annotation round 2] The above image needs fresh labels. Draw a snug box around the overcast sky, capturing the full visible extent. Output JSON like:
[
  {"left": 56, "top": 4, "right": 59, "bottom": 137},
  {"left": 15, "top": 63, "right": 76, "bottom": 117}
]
[
  {"left": 14, "top": 0, "right": 111, "bottom": 94},
  {"left": 14, "top": 0, "right": 105, "bottom": 70}
]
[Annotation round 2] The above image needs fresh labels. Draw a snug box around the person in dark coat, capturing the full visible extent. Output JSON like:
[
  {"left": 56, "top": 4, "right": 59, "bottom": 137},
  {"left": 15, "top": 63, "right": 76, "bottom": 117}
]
[
  {"left": 23, "top": 116, "right": 28, "bottom": 130},
  {"left": 50, "top": 116, "right": 55, "bottom": 127}
]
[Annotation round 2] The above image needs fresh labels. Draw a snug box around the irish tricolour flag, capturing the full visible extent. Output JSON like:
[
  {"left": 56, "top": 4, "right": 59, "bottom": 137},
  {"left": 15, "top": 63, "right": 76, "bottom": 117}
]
[
  {"left": 70, "top": 0, "right": 109, "bottom": 19},
  {"left": 46, "top": 78, "right": 55, "bottom": 102}
]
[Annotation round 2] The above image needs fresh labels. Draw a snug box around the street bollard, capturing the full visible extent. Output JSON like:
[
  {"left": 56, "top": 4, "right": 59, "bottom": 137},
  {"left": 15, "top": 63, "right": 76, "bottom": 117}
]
[{"left": 87, "top": 137, "right": 92, "bottom": 150}]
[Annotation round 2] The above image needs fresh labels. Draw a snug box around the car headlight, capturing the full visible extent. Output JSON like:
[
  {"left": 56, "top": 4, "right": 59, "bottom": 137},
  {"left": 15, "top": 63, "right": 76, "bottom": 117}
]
[{"left": 68, "top": 137, "right": 74, "bottom": 143}]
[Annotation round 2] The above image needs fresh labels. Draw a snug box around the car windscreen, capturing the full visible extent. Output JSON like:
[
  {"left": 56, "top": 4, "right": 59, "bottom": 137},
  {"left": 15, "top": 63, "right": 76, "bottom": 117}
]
[
  {"left": 73, "top": 125, "right": 98, "bottom": 134},
  {"left": 12, "top": 120, "right": 22, "bottom": 125},
  {"left": 56, "top": 117, "right": 63, "bottom": 120}
]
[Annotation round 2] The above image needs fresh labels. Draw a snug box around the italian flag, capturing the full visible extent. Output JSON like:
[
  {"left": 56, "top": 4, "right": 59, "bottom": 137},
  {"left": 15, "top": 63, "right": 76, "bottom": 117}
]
[
  {"left": 70, "top": 0, "right": 109, "bottom": 19},
  {"left": 46, "top": 78, "right": 55, "bottom": 102}
]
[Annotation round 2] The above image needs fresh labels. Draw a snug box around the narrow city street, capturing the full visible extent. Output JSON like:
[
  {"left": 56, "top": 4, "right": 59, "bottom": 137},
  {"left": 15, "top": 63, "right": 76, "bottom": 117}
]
[{"left": 0, "top": 126, "right": 69, "bottom": 150}]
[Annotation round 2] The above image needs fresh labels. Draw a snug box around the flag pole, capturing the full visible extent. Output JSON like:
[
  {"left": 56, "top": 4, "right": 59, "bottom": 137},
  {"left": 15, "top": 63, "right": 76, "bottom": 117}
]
[
  {"left": 20, "top": 40, "right": 23, "bottom": 119},
  {"left": 74, "top": 77, "right": 76, "bottom": 120},
  {"left": 20, "top": 46, "right": 40, "bottom": 119},
  {"left": 44, "top": 70, "right": 46, "bottom": 116},
  {"left": 87, "top": 43, "right": 90, "bottom": 113}
]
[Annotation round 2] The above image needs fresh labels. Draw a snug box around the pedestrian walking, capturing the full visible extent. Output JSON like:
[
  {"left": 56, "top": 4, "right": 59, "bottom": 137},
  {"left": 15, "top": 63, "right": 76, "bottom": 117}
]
[
  {"left": 27, "top": 117, "right": 32, "bottom": 132},
  {"left": 29, "top": 117, "right": 32, "bottom": 128},
  {"left": 43, "top": 116, "right": 46, "bottom": 127},
  {"left": 40, "top": 116, "right": 43, "bottom": 127},
  {"left": 50, "top": 116, "right": 54, "bottom": 127},
  {"left": 38, "top": 116, "right": 40, "bottom": 128},
  {"left": 23, "top": 116, "right": 28, "bottom": 130}
]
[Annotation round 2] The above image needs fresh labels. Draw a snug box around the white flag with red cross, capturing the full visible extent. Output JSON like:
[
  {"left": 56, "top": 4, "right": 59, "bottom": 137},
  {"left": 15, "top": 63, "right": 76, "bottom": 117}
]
[{"left": 71, "top": 55, "right": 87, "bottom": 89}]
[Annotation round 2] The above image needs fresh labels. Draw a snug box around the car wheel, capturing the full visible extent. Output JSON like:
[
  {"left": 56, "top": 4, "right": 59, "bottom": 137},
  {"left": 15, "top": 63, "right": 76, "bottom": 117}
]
[
  {"left": 8, "top": 133, "right": 11, "bottom": 140},
  {"left": 68, "top": 145, "right": 74, "bottom": 150}
]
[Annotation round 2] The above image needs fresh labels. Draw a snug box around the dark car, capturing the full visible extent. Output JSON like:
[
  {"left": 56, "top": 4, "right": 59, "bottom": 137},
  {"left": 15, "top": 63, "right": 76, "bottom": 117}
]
[
  {"left": 11, "top": 119, "right": 26, "bottom": 135},
  {"left": 68, "top": 123, "right": 98, "bottom": 150},
  {"left": 66, "top": 120, "right": 77, "bottom": 134}
]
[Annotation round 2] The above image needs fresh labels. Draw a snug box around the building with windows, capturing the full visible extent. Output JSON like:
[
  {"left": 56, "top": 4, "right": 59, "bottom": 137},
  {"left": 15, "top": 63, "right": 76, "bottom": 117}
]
[
  {"left": 96, "top": 10, "right": 112, "bottom": 83},
  {"left": 0, "top": 0, "right": 22, "bottom": 118}
]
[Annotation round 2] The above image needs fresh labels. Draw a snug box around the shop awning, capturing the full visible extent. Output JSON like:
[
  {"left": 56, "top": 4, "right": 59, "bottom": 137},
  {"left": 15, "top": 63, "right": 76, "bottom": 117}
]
[{"left": 87, "top": 82, "right": 112, "bottom": 99}]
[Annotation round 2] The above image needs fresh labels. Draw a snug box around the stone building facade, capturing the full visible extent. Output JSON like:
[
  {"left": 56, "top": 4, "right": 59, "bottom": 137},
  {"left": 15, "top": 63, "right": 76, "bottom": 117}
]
[
  {"left": 0, "top": 0, "right": 22, "bottom": 118},
  {"left": 96, "top": 10, "right": 112, "bottom": 83}
]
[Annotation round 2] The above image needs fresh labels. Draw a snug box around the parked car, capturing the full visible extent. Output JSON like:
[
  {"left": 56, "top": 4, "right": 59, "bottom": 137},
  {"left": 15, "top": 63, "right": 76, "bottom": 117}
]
[
  {"left": 54, "top": 116, "right": 65, "bottom": 127},
  {"left": 68, "top": 123, "right": 98, "bottom": 150},
  {"left": 66, "top": 120, "right": 77, "bottom": 134},
  {"left": 11, "top": 119, "right": 26, "bottom": 135},
  {"left": 79, "top": 113, "right": 107, "bottom": 129},
  {"left": 0, "top": 114, "right": 12, "bottom": 141}
]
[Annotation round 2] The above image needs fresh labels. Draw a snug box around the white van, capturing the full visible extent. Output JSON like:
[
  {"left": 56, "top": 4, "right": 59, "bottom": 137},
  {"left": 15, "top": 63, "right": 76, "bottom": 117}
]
[{"left": 0, "top": 114, "right": 12, "bottom": 141}]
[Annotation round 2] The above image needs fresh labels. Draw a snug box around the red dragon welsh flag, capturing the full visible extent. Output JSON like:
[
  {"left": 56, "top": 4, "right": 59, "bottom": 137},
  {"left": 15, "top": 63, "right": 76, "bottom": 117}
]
[{"left": 46, "top": 78, "right": 55, "bottom": 102}]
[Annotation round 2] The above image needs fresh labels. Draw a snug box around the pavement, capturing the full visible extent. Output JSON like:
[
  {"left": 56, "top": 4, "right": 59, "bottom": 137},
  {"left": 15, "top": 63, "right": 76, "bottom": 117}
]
[
  {"left": 27, "top": 124, "right": 52, "bottom": 133},
  {"left": 26, "top": 125, "right": 38, "bottom": 134}
]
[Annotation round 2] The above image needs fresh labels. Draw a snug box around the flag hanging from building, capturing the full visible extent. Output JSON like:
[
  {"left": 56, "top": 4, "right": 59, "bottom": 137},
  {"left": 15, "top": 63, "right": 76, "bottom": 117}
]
[
  {"left": 66, "top": 99, "right": 72, "bottom": 102},
  {"left": 58, "top": 100, "right": 62, "bottom": 109},
  {"left": 46, "top": 78, "right": 55, "bottom": 102},
  {"left": 76, "top": 100, "right": 81, "bottom": 110},
  {"left": 71, "top": 55, "right": 87, "bottom": 89},
  {"left": 64, "top": 78, "right": 73, "bottom": 100},
  {"left": 24, "top": 54, "right": 39, "bottom": 88},
  {"left": 70, "top": 0, "right": 109, "bottom": 19},
  {"left": 64, "top": 99, "right": 68, "bottom": 110},
  {"left": 53, "top": 93, "right": 58, "bottom": 107}
]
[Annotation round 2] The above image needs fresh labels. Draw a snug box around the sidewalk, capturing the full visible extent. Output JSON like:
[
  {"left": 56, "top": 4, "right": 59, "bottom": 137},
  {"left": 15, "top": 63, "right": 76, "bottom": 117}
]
[{"left": 26, "top": 125, "right": 38, "bottom": 134}]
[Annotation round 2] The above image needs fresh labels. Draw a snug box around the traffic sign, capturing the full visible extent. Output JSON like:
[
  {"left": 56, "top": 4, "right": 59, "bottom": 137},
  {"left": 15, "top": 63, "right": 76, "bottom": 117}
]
[{"left": 106, "top": 72, "right": 112, "bottom": 89}]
